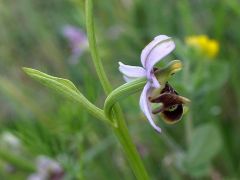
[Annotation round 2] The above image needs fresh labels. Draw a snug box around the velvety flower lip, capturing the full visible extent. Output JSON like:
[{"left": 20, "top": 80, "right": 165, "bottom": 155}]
[
  {"left": 149, "top": 83, "right": 190, "bottom": 124},
  {"left": 118, "top": 35, "right": 175, "bottom": 132}
]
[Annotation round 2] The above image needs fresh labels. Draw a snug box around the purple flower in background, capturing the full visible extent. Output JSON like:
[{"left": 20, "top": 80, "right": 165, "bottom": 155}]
[
  {"left": 62, "top": 25, "right": 88, "bottom": 64},
  {"left": 119, "top": 35, "right": 175, "bottom": 132},
  {"left": 28, "top": 156, "right": 64, "bottom": 180}
]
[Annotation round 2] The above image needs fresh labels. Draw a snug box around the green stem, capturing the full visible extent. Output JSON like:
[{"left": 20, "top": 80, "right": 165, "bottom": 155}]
[
  {"left": 85, "top": 0, "right": 112, "bottom": 94},
  {"left": 113, "top": 113, "right": 149, "bottom": 180},
  {"left": 104, "top": 78, "right": 146, "bottom": 120},
  {"left": 85, "top": 1, "right": 149, "bottom": 179}
]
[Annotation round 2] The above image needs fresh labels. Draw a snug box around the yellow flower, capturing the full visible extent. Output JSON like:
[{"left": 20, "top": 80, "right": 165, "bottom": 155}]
[
  {"left": 185, "top": 35, "right": 219, "bottom": 59},
  {"left": 206, "top": 40, "right": 219, "bottom": 58}
]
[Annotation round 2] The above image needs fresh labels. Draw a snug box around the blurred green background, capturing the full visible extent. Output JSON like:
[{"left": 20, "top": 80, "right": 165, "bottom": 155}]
[{"left": 0, "top": 0, "right": 240, "bottom": 179}]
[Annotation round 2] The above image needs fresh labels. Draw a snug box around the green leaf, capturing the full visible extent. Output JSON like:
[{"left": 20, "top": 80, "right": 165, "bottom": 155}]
[
  {"left": 23, "top": 68, "right": 80, "bottom": 99},
  {"left": 174, "top": 124, "right": 222, "bottom": 177},
  {"left": 186, "top": 163, "right": 210, "bottom": 177},
  {"left": 23, "top": 68, "right": 108, "bottom": 123},
  {"left": 174, "top": 152, "right": 211, "bottom": 178},
  {"left": 186, "top": 123, "right": 222, "bottom": 167}
]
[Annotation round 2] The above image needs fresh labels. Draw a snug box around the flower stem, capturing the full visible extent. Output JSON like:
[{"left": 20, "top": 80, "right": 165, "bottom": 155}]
[
  {"left": 104, "top": 78, "right": 147, "bottom": 120},
  {"left": 85, "top": 0, "right": 111, "bottom": 94},
  {"left": 85, "top": 0, "right": 149, "bottom": 179}
]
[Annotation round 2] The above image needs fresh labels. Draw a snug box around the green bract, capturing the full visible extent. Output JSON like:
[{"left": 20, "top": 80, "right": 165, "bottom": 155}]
[{"left": 23, "top": 67, "right": 108, "bottom": 124}]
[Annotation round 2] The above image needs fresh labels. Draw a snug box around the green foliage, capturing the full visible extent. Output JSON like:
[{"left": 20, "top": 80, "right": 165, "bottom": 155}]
[
  {"left": 173, "top": 124, "right": 222, "bottom": 178},
  {"left": 0, "top": 0, "right": 240, "bottom": 179},
  {"left": 185, "top": 124, "right": 222, "bottom": 177},
  {"left": 187, "top": 124, "right": 222, "bottom": 166}
]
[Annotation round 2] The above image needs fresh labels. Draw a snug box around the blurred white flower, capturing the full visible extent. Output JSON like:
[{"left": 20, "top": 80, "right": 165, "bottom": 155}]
[
  {"left": 62, "top": 25, "right": 88, "bottom": 64},
  {"left": 1, "top": 131, "right": 21, "bottom": 150}
]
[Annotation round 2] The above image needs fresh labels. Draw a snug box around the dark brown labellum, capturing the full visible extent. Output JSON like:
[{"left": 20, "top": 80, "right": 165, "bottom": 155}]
[{"left": 149, "top": 83, "right": 188, "bottom": 124}]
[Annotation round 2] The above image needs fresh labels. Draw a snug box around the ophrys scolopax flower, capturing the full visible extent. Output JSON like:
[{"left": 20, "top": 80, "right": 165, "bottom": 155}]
[{"left": 119, "top": 35, "right": 189, "bottom": 132}]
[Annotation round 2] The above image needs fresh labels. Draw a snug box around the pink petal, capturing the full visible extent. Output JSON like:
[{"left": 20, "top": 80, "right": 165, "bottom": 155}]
[
  {"left": 139, "top": 82, "right": 161, "bottom": 133},
  {"left": 140, "top": 35, "right": 175, "bottom": 79},
  {"left": 119, "top": 62, "right": 146, "bottom": 78},
  {"left": 151, "top": 75, "right": 160, "bottom": 88},
  {"left": 123, "top": 75, "right": 139, "bottom": 83}
]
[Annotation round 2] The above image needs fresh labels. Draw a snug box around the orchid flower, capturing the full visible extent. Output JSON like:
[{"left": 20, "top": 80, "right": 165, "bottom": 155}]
[{"left": 118, "top": 35, "right": 176, "bottom": 132}]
